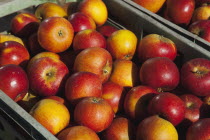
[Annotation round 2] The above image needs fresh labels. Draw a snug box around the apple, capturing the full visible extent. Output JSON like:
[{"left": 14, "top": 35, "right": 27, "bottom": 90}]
[
  {"left": 137, "top": 34, "right": 177, "bottom": 63},
  {"left": 164, "top": 0, "right": 195, "bottom": 26},
  {"left": 0, "top": 41, "right": 30, "bottom": 68},
  {"left": 37, "top": 16, "right": 74, "bottom": 53},
  {"left": 74, "top": 97, "right": 114, "bottom": 132},
  {"left": 136, "top": 115, "right": 178, "bottom": 140},
  {"left": 109, "top": 59, "right": 139, "bottom": 87},
  {"left": 68, "top": 12, "right": 96, "bottom": 33},
  {"left": 30, "top": 98, "right": 70, "bottom": 135},
  {"left": 0, "top": 64, "right": 29, "bottom": 102},
  {"left": 186, "top": 118, "right": 210, "bottom": 140},
  {"left": 57, "top": 126, "right": 100, "bottom": 140},
  {"left": 10, "top": 12, "right": 39, "bottom": 37},
  {"left": 132, "top": 0, "right": 166, "bottom": 13},
  {"left": 27, "top": 57, "right": 69, "bottom": 97},
  {"left": 78, "top": 0, "right": 108, "bottom": 26},
  {"left": 101, "top": 117, "right": 136, "bottom": 140},
  {"left": 180, "top": 58, "right": 210, "bottom": 97},
  {"left": 179, "top": 94, "right": 203, "bottom": 123},
  {"left": 101, "top": 81, "right": 124, "bottom": 113},
  {"left": 188, "top": 20, "right": 210, "bottom": 43},
  {"left": 140, "top": 57, "right": 180, "bottom": 92},
  {"left": 123, "top": 85, "right": 158, "bottom": 122},
  {"left": 35, "top": 2, "right": 67, "bottom": 21},
  {"left": 0, "top": 34, "right": 24, "bottom": 46},
  {"left": 107, "top": 29, "right": 137, "bottom": 60},
  {"left": 72, "top": 29, "right": 106, "bottom": 51},
  {"left": 65, "top": 71, "right": 102, "bottom": 106},
  {"left": 96, "top": 25, "right": 118, "bottom": 38},
  {"left": 191, "top": 4, "right": 210, "bottom": 23},
  {"left": 73, "top": 47, "right": 112, "bottom": 83},
  {"left": 148, "top": 92, "right": 186, "bottom": 126},
  {"left": 27, "top": 33, "right": 45, "bottom": 56}
]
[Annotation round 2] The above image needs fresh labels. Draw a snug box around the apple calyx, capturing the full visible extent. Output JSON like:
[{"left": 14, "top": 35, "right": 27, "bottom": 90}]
[
  {"left": 191, "top": 66, "right": 210, "bottom": 77},
  {"left": 91, "top": 97, "right": 101, "bottom": 103},
  {"left": 103, "top": 61, "right": 112, "bottom": 75}
]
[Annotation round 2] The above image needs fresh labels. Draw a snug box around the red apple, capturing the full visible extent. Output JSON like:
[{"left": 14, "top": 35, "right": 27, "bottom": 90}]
[
  {"left": 65, "top": 71, "right": 102, "bottom": 106},
  {"left": 0, "top": 64, "right": 29, "bottom": 102},
  {"left": 139, "top": 57, "right": 180, "bottom": 92},
  {"left": 27, "top": 57, "right": 69, "bottom": 97},
  {"left": 72, "top": 29, "right": 106, "bottom": 51},
  {"left": 37, "top": 16, "right": 74, "bottom": 53},
  {"left": 188, "top": 20, "right": 210, "bottom": 43},
  {"left": 10, "top": 12, "right": 39, "bottom": 37},
  {"left": 101, "top": 117, "right": 135, "bottom": 140},
  {"left": 164, "top": 0, "right": 195, "bottom": 26},
  {"left": 179, "top": 94, "right": 203, "bottom": 123},
  {"left": 148, "top": 92, "right": 186, "bottom": 126},
  {"left": 180, "top": 58, "right": 210, "bottom": 97},
  {"left": 68, "top": 12, "right": 96, "bottom": 33},
  {"left": 123, "top": 85, "right": 158, "bottom": 122},
  {"left": 137, "top": 34, "right": 177, "bottom": 63},
  {"left": 186, "top": 118, "right": 210, "bottom": 140},
  {"left": 74, "top": 96, "right": 114, "bottom": 132},
  {"left": 73, "top": 47, "right": 112, "bottom": 83},
  {"left": 96, "top": 25, "right": 118, "bottom": 38},
  {"left": 101, "top": 81, "right": 124, "bottom": 113},
  {"left": 0, "top": 41, "right": 30, "bottom": 68}
]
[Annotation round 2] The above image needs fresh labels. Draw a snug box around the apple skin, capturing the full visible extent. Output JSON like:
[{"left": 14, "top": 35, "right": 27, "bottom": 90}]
[
  {"left": 0, "top": 64, "right": 29, "bottom": 102},
  {"left": 72, "top": 29, "right": 106, "bottom": 51},
  {"left": 123, "top": 85, "right": 158, "bottom": 123},
  {"left": 78, "top": 0, "right": 108, "bottom": 26},
  {"left": 37, "top": 16, "right": 74, "bottom": 53},
  {"left": 180, "top": 58, "right": 210, "bottom": 97},
  {"left": 74, "top": 97, "right": 114, "bottom": 132},
  {"left": 164, "top": 0, "right": 195, "bottom": 26},
  {"left": 188, "top": 20, "right": 210, "bottom": 43},
  {"left": 73, "top": 47, "right": 112, "bottom": 83},
  {"left": 101, "top": 117, "right": 136, "bottom": 140},
  {"left": 27, "top": 57, "right": 69, "bottom": 97},
  {"left": 65, "top": 71, "right": 102, "bottom": 106},
  {"left": 137, "top": 34, "right": 177, "bottom": 63},
  {"left": 136, "top": 115, "right": 178, "bottom": 140},
  {"left": 35, "top": 2, "right": 67, "bottom": 21},
  {"left": 191, "top": 4, "right": 210, "bottom": 23},
  {"left": 139, "top": 57, "right": 180, "bottom": 92},
  {"left": 148, "top": 92, "right": 186, "bottom": 126},
  {"left": 101, "top": 81, "right": 125, "bottom": 113},
  {"left": 0, "top": 41, "right": 30, "bottom": 68},
  {"left": 68, "top": 12, "right": 96, "bottom": 33},
  {"left": 96, "top": 25, "right": 118, "bottom": 38},
  {"left": 57, "top": 126, "right": 100, "bottom": 140},
  {"left": 10, "top": 12, "right": 39, "bottom": 37},
  {"left": 186, "top": 118, "right": 210, "bottom": 140}
]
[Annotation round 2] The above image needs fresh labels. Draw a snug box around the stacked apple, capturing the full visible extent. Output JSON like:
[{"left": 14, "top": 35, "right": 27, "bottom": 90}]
[
  {"left": 0, "top": 0, "right": 210, "bottom": 140},
  {"left": 132, "top": 0, "right": 210, "bottom": 43}
]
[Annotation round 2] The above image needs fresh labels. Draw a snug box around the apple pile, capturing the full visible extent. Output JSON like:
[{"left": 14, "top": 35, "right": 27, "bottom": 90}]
[
  {"left": 132, "top": 0, "right": 210, "bottom": 43},
  {"left": 0, "top": 0, "right": 210, "bottom": 140}
]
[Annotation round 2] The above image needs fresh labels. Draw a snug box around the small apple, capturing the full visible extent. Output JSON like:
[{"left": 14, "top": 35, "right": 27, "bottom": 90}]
[
  {"left": 96, "top": 25, "right": 118, "bottom": 38},
  {"left": 186, "top": 118, "right": 210, "bottom": 140},
  {"left": 37, "top": 16, "right": 74, "bottom": 53},
  {"left": 140, "top": 57, "right": 180, "bottom": 92},
  {"left": 68, "top": 12, "right": 96, "bottom": 33},
  {"left": 10, "top": 12, "right": 39, "bottom": 37},
  {"left": 107, "top": 29, "right": 137, "bottom": 60},
  {"left": 148, "top": 92, "right": 186, "bottom": 126},
  {"left": 191, "top": 4, "right": 210, "bottom": 22},
  {"left": 65, "top": 71, "right": 102, "bottom": 106},
  {"left": 0, "top": 64, "right": 29, "bottom": 102},
  {"left": 0, "top": 41, "right": 30, "bottom": 68},
  {"left": 188, "top": 20, "right": 210, "bottom": 43},
  {"left": 73, "top": 47, "right": 112, "bottom": 83},
  {"left": 180, "top": 58, "right": 210, "bottom": 97},
  {"left": 137, "top": 34, "right": 177, "bottom": 63},
  {"left": 74, "top": 97, "right": 114, "bottom": 132},
  {"left": 27, "top": 57, "right": 69, "bottom": 97},
  {"left": 72, "top": 29, "right": 106, "bottom": 51}
]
